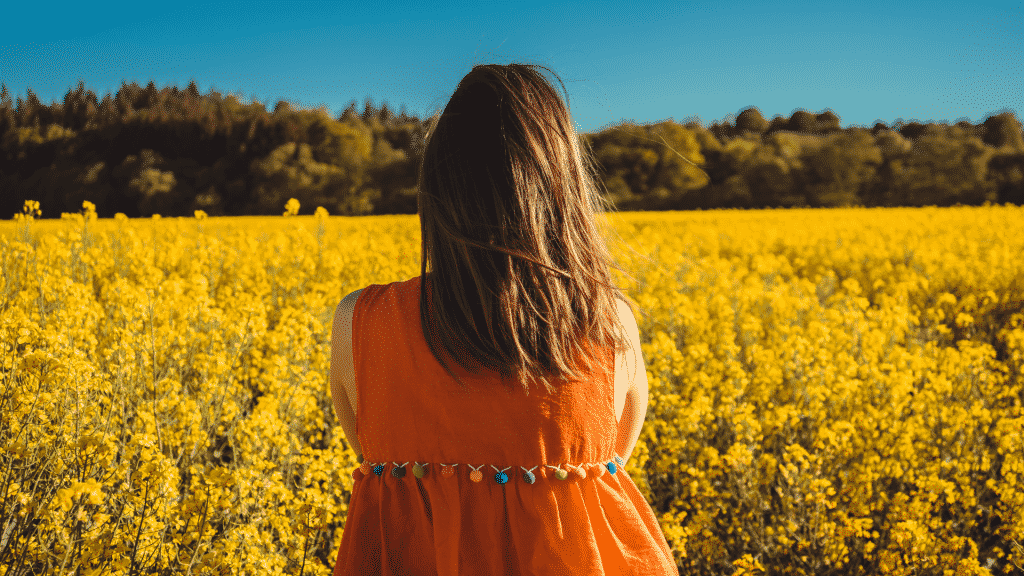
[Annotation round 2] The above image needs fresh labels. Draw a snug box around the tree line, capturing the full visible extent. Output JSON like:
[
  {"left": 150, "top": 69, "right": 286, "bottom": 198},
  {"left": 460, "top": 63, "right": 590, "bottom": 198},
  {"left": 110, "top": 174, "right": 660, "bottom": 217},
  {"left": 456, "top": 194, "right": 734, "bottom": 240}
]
[{"left": 1, "top": 80, "right": 1022, "bottom": 218}]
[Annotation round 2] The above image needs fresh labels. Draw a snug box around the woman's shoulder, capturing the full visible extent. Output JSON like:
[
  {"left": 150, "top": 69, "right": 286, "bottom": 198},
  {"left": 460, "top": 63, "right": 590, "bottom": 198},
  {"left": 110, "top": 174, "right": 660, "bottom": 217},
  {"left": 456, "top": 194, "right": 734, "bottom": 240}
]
[
  {"left": 344, "top": 287, "right": 366, "bottom": 304},
  {"left": 337, "top": 276, "right": 420, "bottom": 319},
  {"left": 332, "top": 288, "right": 366, "bottom": 340}
]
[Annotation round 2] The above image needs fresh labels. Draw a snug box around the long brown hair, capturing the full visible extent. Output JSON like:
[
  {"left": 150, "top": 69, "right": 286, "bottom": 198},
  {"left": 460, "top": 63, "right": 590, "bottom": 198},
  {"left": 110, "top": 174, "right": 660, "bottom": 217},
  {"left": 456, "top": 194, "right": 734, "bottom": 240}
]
[{"left": 417, "top": 63, "right": 640, "bottom": 396}]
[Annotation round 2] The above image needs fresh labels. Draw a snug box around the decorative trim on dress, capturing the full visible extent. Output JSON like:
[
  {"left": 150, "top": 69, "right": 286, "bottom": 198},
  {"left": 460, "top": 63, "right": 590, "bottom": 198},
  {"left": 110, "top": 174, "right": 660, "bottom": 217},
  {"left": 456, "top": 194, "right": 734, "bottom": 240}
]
[{"left": 353, "top": 454, "right": 627, "bottom": 484}]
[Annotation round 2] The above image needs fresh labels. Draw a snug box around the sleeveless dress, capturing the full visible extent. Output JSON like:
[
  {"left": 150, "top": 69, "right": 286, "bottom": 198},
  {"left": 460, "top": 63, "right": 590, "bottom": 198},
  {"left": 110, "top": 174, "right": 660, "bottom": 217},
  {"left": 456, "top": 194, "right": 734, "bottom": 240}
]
[{"left": 332, "top": 275, "right": 678, "bottom": 576}]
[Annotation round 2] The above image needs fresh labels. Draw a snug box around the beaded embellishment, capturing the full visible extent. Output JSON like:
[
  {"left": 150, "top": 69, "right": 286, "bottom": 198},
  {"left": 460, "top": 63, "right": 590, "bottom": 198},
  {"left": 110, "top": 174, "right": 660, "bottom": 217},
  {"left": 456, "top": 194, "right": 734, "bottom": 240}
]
[{"left": 354, "top": 454, "right": 626, "bottom": 484}]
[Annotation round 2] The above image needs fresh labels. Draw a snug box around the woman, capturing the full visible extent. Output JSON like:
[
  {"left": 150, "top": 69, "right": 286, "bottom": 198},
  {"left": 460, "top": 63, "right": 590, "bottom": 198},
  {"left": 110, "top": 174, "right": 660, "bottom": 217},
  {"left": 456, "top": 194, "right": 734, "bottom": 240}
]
[{"left": 329, "top": 63, "right": 678, "bottom": 575}]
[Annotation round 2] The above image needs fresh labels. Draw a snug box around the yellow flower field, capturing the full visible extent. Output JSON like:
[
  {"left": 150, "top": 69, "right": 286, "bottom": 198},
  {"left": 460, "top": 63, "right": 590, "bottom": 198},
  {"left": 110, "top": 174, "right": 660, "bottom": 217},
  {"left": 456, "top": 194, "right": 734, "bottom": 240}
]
[{"left": 1, "top": 201, "right": 1023, "bottom": 575}]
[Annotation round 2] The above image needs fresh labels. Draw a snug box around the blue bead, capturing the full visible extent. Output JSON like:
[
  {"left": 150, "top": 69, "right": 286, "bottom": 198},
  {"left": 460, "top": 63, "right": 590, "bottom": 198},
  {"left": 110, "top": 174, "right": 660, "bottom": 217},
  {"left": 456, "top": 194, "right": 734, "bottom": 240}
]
[
  {"left": 606, "top": 462, "right": 617, "bottom": 474},
  {"left": 522, "top": 471, "right": 536, "bottom": 484},
  {"left": 373, "top": 464, "right": 384, "bottom": 476},
  {"left": 495, "top": 471, "right": 509, "bottom": 484}
]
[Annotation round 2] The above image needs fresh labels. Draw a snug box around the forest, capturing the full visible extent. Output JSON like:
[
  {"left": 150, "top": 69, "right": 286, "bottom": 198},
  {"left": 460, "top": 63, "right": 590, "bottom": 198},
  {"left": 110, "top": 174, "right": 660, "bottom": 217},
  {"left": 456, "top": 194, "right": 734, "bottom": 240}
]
[{"left": 1, "top": 80, "right": 1022, "bottom": 218}]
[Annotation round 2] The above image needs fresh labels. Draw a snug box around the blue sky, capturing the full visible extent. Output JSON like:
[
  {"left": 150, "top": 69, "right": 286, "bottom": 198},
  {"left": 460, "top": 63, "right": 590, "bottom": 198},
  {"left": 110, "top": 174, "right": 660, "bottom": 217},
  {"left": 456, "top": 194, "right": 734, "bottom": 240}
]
[{"left": 1, "top": 0, "right": 1020, "bottom": 135}]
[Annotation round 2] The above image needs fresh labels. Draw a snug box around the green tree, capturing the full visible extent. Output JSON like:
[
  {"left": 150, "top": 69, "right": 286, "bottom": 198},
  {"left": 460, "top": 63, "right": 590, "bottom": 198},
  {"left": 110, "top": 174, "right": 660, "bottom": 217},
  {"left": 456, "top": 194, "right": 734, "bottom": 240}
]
[
  {"left": 802, "top": 128, "right": 883, "bottom": 207},
  {"left": 589, "top": 124, "right": 656, "bottom": 208},
  {"left": 861, "top": 129, "right": 913, "bottom": 206},
  {"left": 249, "top": 141, "right": 379, "bottom": 215},
  {"left": 61, "top": 81, "right": 98, "bottom": 132},
  {"left": 987, "top": 149, "right": 1024, "bottom": 204},
  {"left": 982, "top": 112, "right": 1024, "bottom": 151},
  {"left": 114, "top": 82, "right": 142, "bottom": 118},
  {"left": 0, "top": 84, "right": 13, "bottom": 137},
  {"left": 706, "top": 135, "right": 760, "bottom": 207},
  {"left": 589, "top": 121, "right": 708, "bottom": 209},
  {"left": 891, "top": 125, "right": 996, "bottom": 206},
  {"left": 742, "top": 131, "right": 821, "bottom": 207},
  {"left": 309, "top": 114, "right": 373, "bottom": 166},
  {"left": 787, "top": 110, "right": 817, "bottom": 133},
  {"left": 18, "top": 160, "right": 110, "bottom": 216},
  {"left": 112, "top": 149, "right": 189, "bottom": 216},
  {"left": 645, "top": 122, "right": 710, "bottom": 205},
  {"left": 814, "top": 110, "right": 842, "bottom": 133},
  {"left": 307, "top": 114, "right": 383, "bottom": 213},
  {"left": 736, "top": 107, "right": 769, "bottom": 134}
]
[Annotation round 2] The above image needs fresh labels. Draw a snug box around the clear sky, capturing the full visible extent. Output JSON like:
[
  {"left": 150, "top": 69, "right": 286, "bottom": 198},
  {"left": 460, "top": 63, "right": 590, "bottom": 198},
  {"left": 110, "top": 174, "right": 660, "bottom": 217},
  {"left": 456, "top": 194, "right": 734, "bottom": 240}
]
[{"left": 1, "top": 0, "right": 1021, "bottom": 135}]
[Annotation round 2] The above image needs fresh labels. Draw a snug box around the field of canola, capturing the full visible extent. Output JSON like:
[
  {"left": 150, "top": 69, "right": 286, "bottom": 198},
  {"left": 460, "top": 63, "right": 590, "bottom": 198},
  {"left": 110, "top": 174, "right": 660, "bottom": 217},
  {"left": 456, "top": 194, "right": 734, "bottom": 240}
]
[{"left": 1, "top": 201, "right": 1023, "bottom": 575}]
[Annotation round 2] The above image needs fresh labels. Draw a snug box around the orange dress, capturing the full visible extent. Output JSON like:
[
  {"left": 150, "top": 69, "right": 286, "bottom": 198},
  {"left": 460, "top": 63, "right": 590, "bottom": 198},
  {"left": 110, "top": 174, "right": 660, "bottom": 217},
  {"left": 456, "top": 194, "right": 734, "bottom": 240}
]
[{"left": 333, "top": 275, "right": 678, "bottom": 576}]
